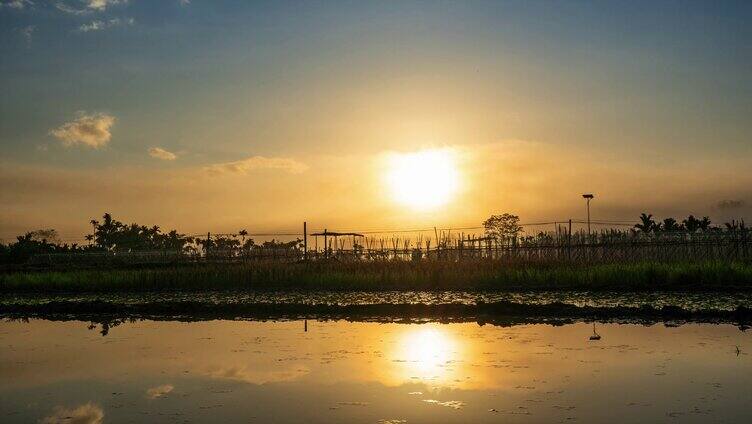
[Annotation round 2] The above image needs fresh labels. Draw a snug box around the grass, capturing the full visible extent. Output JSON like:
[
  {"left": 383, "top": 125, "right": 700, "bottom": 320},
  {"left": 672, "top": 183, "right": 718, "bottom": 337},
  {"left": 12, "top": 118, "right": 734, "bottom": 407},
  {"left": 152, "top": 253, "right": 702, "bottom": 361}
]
[{"left": 2, "top": 259, "right": 752, "bottom": 293}]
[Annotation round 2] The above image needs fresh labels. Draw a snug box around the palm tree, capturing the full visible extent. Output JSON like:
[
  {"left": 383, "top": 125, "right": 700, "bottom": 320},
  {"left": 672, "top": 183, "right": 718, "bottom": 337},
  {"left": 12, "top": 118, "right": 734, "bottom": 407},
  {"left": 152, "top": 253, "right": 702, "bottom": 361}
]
[
  {"left": 662, "top": 217, "right": 680, "bottom": 232},
  {"left": 635, "top": 213, "right": 656, "bottom": 233}
]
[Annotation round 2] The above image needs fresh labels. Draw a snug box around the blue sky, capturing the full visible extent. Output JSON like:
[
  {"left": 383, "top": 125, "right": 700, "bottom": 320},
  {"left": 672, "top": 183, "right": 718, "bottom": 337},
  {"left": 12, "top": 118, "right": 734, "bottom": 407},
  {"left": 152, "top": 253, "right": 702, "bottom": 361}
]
[{"left": 1, "top": 0, "right": 751, "bottom": 238}]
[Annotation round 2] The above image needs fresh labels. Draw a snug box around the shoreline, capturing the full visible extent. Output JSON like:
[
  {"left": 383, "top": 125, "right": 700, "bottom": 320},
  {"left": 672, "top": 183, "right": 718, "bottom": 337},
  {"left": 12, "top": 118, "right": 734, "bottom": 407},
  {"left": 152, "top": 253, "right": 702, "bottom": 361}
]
[{"left": 3, "top": 299, "right": 751, "bottom": 330}]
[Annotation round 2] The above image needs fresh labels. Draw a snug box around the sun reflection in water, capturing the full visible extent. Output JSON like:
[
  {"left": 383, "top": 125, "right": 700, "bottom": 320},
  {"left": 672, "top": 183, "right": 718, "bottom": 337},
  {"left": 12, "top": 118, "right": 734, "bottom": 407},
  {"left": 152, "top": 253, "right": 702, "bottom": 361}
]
[{"left": 397, "top": 327, "right": 456, "bottom": 383}]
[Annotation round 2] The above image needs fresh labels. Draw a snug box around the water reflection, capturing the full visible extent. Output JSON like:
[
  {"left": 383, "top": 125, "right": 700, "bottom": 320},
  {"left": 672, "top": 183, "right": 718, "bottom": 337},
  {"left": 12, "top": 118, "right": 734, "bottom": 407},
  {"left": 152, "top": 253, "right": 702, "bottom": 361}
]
[
  {"left": 589, "top": 323, "right": 602, "bottom": 341},
  {"left": 396, "top": 327, "right": 457, "bottom": 383},
  {"left": 145, "top": 384, "right": 173, "bottom": 399},
  {"left": 39, "top": 403, "right": 104, "bottom": 424},
  {"left": 0, "top": 319, "right": 751, "bottom": 423}
]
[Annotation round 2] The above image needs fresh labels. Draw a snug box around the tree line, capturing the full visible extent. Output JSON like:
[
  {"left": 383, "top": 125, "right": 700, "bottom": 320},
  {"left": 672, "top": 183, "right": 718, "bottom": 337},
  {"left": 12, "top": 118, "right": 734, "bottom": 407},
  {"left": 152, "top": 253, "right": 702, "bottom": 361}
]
[
  {"left": 483, "top": 212, "right": 747, "bottom": 246},
  {"left": 633, "top": 213, "right": 746, "bottom": 233},
  {"left": 1, "top": 212, "right": 748, "bottom": 265},
  {"left": 0, "top": 213, "right": 302, "bottom": 265}
]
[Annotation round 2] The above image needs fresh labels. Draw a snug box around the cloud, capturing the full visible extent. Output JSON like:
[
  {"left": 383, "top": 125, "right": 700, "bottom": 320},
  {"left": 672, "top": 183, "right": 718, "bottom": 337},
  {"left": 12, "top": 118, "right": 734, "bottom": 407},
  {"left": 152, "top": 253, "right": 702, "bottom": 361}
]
[
  {"left": 49, "top": 112, "right": 115, "bottom": 148},
  {"left": 78, "top": 17, "right": 133, "bottom": 32},
  {"left": 85, "top": 0, "right": 125, "bottom": 11},
  {"left": 179, "top": 0, "right": 190, "bottom": 5},
  {"left": 717, "top": 199, "right": 745, "bottom": 211},
  {"left": 145, "top": 384, "right": 174, "bottom": 399},
  {"left": 56, "top": 0, "right": 126, "bottom": 14},
  {"left": 1, "top": 0, "right": 33, "bottom": 9},
  {"left": 78, "top": 21, "right": 103, "bottom": 31},
  {"left": 39, "top": 403, "right": 104, "bottom": 424},
  {"left": 204, "top": 156, "right": 309, "bottom": 176},
  {"left": 148, "top": 147, "right": 177, "bottom": 161}
]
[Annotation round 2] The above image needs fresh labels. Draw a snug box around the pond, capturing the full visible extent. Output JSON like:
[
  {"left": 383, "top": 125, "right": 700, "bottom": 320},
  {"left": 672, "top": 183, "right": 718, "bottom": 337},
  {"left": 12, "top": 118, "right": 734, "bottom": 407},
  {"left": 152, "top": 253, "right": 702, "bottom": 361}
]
[{"left": 1, "top": 319, "right": 750, "bottom": 423}]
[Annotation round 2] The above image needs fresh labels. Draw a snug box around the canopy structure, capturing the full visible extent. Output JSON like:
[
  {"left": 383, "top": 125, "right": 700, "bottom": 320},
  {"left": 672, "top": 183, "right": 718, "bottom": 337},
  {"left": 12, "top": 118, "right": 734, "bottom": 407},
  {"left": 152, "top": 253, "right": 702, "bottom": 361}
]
[
  {"left": 310, "top": 230, "right": 364, "bottom": 257},
  {"left": 310, "top": 231, "right": 364, "bottom": 237}
]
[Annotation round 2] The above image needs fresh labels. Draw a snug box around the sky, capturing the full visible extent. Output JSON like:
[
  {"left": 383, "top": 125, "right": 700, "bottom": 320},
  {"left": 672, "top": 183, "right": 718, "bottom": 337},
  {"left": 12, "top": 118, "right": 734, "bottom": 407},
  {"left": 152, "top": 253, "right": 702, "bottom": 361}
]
[{"left": 1, "top": 0, "right": 751, "bottom": 241}]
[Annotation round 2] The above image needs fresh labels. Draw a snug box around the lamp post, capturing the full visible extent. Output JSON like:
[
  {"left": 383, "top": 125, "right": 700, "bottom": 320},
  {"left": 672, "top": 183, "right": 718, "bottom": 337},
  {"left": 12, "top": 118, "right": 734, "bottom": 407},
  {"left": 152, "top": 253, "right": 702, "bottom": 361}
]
[{"left": 582, "top": 193, "right": 594, "bottom": 238}]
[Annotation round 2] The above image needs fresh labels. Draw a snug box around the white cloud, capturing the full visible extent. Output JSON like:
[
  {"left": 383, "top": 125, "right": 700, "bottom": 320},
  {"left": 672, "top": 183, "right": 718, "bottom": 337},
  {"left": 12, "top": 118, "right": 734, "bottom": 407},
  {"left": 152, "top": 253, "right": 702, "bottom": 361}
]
[
  {"left": 78, "top": 20, "right": 103, "bottom": 31},
  {"left": 39, "top": 403, "right": 104, "bottom": 424},
  {"left": 146, "top": 384, "right": 174, "bottom": 399},
  {"left": 49, "top": 112, "right": 115, "bottom": 148},
  {"left": 204, "top": 156, "right": 309, "bottom": 176},
  {"left": 56, "top": 0, "right": 126, "bottom": 14},
  {"left": 78, "top": 17, "right": 133, "bottom": 32},
  {"left": 148, "top": 147, "right": 177, "bottom": 161},
  {"left": 1, "top": 0, "right": 34, "bottom": 9},
  {"left": 55, "top": 2, "right": 84, "bottom": 14},
  {"left": 86, "top": 0, "right": 125, "bottom": 11}
]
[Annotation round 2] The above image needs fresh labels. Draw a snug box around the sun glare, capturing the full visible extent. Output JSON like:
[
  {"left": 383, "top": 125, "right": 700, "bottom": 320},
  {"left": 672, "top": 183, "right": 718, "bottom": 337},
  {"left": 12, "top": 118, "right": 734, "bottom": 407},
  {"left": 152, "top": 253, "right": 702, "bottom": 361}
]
[
  {"left": 399, "top": 327, "right": 456, "bottom": 381},
  {"left": 386, "top": 149, "right": 459, "bottom": 210}
]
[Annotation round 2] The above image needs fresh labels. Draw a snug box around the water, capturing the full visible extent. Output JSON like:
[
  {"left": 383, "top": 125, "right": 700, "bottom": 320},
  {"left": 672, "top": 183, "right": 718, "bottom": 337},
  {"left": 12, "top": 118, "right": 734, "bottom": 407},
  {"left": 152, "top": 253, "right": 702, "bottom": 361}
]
[
  {"left": 4, "top": 290, "right": 752, "bottom": 311},
  {"left": 1, "top": 319, "right": 751, "bottom": 423}
]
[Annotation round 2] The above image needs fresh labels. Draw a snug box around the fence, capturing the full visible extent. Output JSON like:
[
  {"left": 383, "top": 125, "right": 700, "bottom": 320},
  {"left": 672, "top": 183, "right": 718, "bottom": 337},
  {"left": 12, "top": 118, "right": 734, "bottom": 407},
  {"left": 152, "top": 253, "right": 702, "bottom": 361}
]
[{"left": 26, "top": 228, "right": 751, "bottom": 267}]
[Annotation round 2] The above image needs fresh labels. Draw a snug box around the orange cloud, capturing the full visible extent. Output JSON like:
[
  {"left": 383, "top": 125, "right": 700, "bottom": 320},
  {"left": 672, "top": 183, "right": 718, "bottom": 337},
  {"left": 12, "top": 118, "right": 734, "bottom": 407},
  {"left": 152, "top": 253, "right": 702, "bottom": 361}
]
[
  {"left": 204, "top": 156, "right": 309, "bottom": 176},
  {"left": 148, "top": 147, "right": 177, "bottom": 161}
]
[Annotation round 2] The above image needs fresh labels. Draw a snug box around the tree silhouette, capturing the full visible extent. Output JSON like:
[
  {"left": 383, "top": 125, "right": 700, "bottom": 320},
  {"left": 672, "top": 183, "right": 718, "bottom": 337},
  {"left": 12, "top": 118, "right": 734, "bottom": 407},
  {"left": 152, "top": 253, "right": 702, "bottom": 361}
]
[
  {"left": 635, "top": 213, "right": 657, "bottom": 233},
  {"left": 484, "top": 213, "right": 523, "bottom": 244},
  {"left": 698, "top": 216, "right": 712, "bottom": 231},
  {"left": 662, "top": 217, "right": 681, "bottom": 232},
  {"left": 87, "top": 213, "right": 191, "bottom": 251}
]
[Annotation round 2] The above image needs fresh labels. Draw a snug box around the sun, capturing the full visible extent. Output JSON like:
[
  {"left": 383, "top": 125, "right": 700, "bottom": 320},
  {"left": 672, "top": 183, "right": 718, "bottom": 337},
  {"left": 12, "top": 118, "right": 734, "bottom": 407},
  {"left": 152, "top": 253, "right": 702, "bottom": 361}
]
[{"left": 385, "top": 149, "right": 459, "bottom": 210}]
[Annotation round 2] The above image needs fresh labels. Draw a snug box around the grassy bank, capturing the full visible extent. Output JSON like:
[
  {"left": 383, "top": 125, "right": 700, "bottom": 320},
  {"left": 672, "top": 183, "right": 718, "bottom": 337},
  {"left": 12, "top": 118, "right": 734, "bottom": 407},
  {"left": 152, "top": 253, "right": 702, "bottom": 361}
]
[{"left": 2, "top": 260, "right": 752, "bottom": 293}]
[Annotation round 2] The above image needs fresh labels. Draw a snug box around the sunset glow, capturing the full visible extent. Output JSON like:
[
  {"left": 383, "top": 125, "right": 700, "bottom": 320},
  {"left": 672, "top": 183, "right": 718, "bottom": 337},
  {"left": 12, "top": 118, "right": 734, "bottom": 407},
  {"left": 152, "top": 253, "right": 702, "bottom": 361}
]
[
  {"left": 386, "top": 149, "right": 459, "bottom": 211},
  {"left": 398, "top": 327, "right": 457, "bottom": 382},
  {"left": 2, "top": 2, "right": 752, "bottom": 423}
]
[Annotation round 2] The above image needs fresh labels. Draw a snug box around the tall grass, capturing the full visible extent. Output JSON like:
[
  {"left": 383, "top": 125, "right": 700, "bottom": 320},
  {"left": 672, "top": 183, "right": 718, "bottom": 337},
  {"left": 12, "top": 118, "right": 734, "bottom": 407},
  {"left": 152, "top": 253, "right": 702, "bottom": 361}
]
[{"left": 2, "top": 260, "right": 752, "bottom": 293}]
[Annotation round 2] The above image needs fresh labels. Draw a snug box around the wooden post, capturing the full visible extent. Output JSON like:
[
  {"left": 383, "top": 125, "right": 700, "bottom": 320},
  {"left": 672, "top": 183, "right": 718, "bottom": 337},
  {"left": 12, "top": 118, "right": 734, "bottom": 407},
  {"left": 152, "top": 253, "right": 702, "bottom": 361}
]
[
  {"left": 324, "top": 229, "right": 328, "bottom": 259},
  {"left": 206, "top": 232, "right": 211, "bottom": 257},
  {"left": 568, "top": 219, "right": 572, "bottom": 261},
  {"left": 303, "top": 221, "right": 308, "bottom": 261}
]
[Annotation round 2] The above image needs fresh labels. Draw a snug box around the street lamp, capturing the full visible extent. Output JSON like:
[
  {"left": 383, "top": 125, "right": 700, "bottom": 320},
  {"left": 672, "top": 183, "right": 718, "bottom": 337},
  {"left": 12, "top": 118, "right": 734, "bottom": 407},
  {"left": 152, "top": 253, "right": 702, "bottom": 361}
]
[{"left": 582, "top": 194, "right": 594, "bottom": 237}]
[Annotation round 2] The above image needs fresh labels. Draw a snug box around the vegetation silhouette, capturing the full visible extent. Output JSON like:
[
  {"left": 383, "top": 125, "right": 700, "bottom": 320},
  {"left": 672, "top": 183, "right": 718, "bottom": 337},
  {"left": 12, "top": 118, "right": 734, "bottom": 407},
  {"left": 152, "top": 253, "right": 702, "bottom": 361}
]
[
  {"left": 633, "top": 213, "right": 724, "bottom": 234},
  {"left": 0, "top": 211, "right": 750, "bottom": 294},
  {"left": 483, "top": 213, "right": 523, "bottom": 244},
  {"left": 0, "top": 213, "right": 304, "bottom": 265}
]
